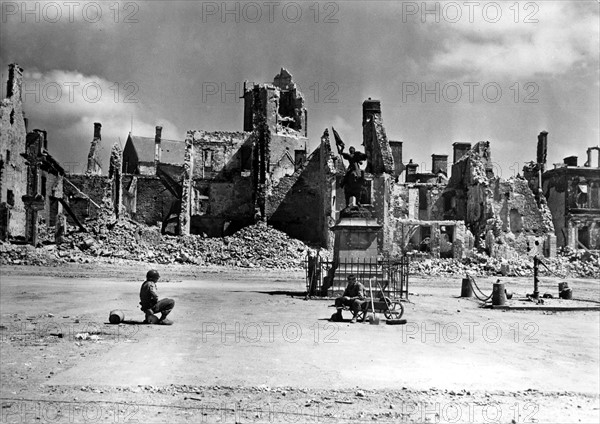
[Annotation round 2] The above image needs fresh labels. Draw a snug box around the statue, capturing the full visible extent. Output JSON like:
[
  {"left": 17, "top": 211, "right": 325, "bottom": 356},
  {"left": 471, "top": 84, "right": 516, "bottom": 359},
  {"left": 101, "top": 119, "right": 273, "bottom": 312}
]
[
  {"left": 332, "top": 127, "right": 367, "bottom": 206},
  {"left": 339, "top": 145, "right": 367, "bottom": 206}
]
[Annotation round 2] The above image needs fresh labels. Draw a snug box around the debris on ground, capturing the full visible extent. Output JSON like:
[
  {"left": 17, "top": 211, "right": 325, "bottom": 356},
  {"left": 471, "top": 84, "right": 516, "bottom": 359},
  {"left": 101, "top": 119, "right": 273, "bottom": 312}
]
[
  {"left": 1, "top": 220, "right": 313, "bottom": 269},
  {"left": 409, "top": 249, "right": 599, "bottom": 278},
  {"left": 1, "top": 218, "right": 598, "bottom": 277}
]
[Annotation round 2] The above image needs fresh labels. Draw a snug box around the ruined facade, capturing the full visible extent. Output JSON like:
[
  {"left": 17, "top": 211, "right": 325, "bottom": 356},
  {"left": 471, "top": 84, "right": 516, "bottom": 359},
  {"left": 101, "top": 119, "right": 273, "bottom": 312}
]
[
  {"left": 0, "top": 64, "right": 67, "bottom": 243},
  {"left": 333, "top": 99, "right": 472, "bottom": 259},
  {"left": 330, "top": 99, "right": 556, "bottom": 259},
  {"left": 541, "top": 147, "right": 600, "bottom": 250},
  {"left": 22, "top": 130, "right": 65, "bottom": 244},
  {"left": 5, "top": 63, "right": 580, "bottom": 256},
  {"left": 440, "top": 140, "right": 555, "bottom": 258},
  {"left": 0, "top": 64, "right": 28, "bottom": 240},
  {"left": 109, "top": 69, "right": 336, "bottom": 245}
]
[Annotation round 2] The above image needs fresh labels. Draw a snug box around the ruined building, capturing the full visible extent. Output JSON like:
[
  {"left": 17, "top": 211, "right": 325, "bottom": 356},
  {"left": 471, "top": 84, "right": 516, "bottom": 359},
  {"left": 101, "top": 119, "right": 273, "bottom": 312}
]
[
  {"left": 529, "top": 140, "right": 600, "bottom": 250},
  {"left": 64, "top": 68, "right": 336, "bottom": 245},
  {"left": 22, "top": 129, "right": 66, "bottom": 245},
  {"left": 332, "top": 98, "right": 557, "bottom": 260},
  {"left": 336, "top": 99, "right": 472, "bottom": 259},
  {"left": 0, "top": 64, "right": 67, "bottom": 243},
  {"left": 4, "top": 64, "right": 586, "bottom": 257},
  {"left": 442, "top": 140, "right": 555, "bottom": 258},
  {"left": 0, "top": 64, "right": 28, "bottom": 240}
]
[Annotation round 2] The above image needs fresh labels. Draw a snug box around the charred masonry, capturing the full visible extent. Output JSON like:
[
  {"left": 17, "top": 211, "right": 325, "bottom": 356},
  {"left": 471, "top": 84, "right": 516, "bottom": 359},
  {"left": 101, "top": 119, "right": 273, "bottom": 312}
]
[{"left": 1, "top": 64, "right": 599, "bottom": 255}]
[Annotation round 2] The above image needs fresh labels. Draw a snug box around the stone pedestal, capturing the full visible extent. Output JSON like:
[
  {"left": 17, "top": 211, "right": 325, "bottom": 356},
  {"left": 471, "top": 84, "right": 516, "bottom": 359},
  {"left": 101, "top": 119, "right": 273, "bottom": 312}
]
[{"left": 332, "top": 216, "right": 382, "bottom": 262}]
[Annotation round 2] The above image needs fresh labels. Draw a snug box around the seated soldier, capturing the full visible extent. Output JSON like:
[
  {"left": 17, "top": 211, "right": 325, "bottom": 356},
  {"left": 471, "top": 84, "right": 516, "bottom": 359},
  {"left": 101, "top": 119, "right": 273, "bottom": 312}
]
[
  {"left": 140, "top": 269, "right": 175, "bottom": 325},
  {"left": 333, "top": 274, "right": 367, "bottom": 323}
]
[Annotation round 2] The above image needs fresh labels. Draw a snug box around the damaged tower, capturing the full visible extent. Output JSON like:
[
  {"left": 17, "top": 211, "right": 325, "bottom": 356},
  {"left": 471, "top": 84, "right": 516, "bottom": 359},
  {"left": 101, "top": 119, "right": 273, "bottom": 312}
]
[{"left": 86, "top": 123, "right": 103, "bottom": 175}]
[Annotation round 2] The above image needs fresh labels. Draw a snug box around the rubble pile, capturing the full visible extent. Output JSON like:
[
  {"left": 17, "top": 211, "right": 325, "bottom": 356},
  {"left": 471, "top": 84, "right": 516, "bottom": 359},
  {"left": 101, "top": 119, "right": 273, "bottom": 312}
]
[
  {"left": 410, "top": 250, "right": 600, "bottom": 278},
  {"left": 1, "top": 220, "right": 310, "bottom": 269},
  {"left": 0, "top": 243, "right": 58, "bottom": 266},
  {"left": 2, "top": 216, "right": 597, "bottom": 277}
]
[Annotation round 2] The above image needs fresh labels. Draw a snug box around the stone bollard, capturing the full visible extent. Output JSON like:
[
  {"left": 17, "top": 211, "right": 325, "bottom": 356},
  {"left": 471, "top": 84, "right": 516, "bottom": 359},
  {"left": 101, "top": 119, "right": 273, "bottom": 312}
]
[
  {"left": 492, "top": 282, "right": 506, "bottom": 306},
  {"left": 461, "top": 277, "right": 473, "bottom": 298}
]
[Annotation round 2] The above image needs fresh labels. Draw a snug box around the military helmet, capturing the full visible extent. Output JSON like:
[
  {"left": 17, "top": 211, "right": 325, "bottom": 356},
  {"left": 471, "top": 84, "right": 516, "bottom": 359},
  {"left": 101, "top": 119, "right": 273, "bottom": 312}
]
[{"left": 146, "top": 269, "right": 160, "bottom": 282}]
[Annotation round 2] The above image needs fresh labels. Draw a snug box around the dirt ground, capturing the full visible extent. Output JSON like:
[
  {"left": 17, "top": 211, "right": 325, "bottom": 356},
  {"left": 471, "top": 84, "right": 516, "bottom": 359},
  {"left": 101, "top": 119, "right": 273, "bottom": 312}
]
[{"left": 0, "top": 262, "right": 599, "bottom": 423}]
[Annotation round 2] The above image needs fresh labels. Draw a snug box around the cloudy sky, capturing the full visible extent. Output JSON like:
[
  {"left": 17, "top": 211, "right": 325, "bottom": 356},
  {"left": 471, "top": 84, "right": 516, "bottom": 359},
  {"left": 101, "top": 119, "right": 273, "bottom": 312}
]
[{"left": 1, "top": 1, "right": 598, "bottom": 176}]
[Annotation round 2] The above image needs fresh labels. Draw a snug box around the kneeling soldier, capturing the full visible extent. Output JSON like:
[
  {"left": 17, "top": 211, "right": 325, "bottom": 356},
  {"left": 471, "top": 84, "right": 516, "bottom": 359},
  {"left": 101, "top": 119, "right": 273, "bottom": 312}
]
[{"left": 140, "top": 269, "right": 175, "bottom": 325}]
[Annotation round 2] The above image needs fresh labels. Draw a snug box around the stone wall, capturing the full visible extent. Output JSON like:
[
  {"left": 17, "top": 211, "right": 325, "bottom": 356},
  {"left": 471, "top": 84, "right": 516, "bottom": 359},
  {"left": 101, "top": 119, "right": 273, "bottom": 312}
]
[
  {"left": 268, "top": 146, "right": 325, "bottom": 244},
  {"left": 43, "top": 171, "right": 63, "bottom": 226},
  {"left": 544, "top": 166, "right": 600, "bottom": 249},
  {"left": 125, "top": 175, "right": 177, "bottom": 227},
  {"left": 186, "top": 130, "right": 254, "bottom": 236},
  {"left": 190, "top": 131, "right": 252, "bottom": 180},
  {"left": 443, "top": 141, "right": 555, "bottom": 257},
  {"left": 64, "top": 175, "right": 111, "bottom": 224},
  {"left": 0, "top": 64, "right": 28, "bottom": 239}
]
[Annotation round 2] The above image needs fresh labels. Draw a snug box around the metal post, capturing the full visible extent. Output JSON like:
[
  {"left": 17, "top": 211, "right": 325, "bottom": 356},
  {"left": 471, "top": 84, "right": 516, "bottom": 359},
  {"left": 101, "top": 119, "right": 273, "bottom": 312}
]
[{"left": 533, "top": 256, "right": 540, "bottom": 299}]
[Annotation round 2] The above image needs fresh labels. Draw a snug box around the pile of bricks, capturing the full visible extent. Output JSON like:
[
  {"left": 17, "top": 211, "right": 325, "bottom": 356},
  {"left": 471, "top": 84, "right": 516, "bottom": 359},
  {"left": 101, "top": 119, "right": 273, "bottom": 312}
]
[
  {"left": 410, "top": 250, "right": 599, "bottom": 279},
  {"left": 2, "top": 217, "right": 597, "bottom": 277},
  {"left": 0, "top": 243, "right": 57, "bottom": 266},
  {"left": 1, "top": 219, "right": 310, "bottom": 269}
]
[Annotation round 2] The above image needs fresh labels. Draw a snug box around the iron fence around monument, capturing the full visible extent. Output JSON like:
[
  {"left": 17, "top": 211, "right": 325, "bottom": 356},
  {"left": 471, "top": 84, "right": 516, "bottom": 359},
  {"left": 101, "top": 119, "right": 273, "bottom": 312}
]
[{"left": 304, "top": 255, "right": 409, "bottom": 300}]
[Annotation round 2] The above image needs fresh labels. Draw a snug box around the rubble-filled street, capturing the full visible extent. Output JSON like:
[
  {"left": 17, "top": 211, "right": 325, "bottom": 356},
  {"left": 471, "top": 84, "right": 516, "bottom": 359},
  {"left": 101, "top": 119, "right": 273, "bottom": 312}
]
[
  {"left": 2, "top": 1, "right": 600, "bottom": 423},
  {"left": 1, "top": 263, "right": 599, "bottom": 423},
  {"left": 2, "top": 220, "right": 598, "bottom": 279}
]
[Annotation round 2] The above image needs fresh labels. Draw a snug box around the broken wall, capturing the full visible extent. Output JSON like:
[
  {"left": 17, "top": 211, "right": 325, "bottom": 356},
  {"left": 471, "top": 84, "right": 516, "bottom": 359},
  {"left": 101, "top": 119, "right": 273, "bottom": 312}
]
[
  {"left": 64, "top": 175, "right": 111, "bottom": 224},
  {"left": 268, "top": 141, "right": 334, "bottom": 245},
  {"left": 362, "top": 100, "right": 394, "bottom": 175},
  {"left": 319, "top": 130, "right": 339, "bottom": 249},
  {"left": 0, "top": 64, "right": 28, "bottom": 239},
  {"left": 191, "top": 131, "right": 253, "bottom": 179},
  {"left": 544, "top": 166, "right": 600, "bottom": 250},
  {"left": 86, "top": 123, "right": 103, "bottom": 175},
  {"left": 43, "top": 170, "right": 63, "bottom": 226},
  {"left": 245, "top": 68, "right": 307, "bottom": 135},
  {"left": 121, "top": 175, "right": 177, "bottom": 227},
  {"left": 269, "top": 134, "right": 307, "bottom": 187},
  {"left": 122, "top": 138, "right": 141, "bottom": 174},
  {"left": 443, "top": 141, "right": 555, "bottom": 257},
  {"left": 187, "top": 130, "right": 254, "bottom": 236}
]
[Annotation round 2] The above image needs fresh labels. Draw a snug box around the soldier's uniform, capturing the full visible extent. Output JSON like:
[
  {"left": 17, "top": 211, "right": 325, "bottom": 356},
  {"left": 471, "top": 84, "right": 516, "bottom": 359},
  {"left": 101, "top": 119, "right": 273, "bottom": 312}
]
[
  {"left": 334, "top": 275, "right": 367, "bottom": 323},
  {"left": 140, "top": 270, "right": 175, "bottom": 325}
]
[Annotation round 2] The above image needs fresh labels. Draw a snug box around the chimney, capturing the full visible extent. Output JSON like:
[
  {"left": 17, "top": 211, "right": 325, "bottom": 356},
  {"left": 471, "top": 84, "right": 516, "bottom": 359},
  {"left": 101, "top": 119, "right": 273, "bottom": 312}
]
[
  {"left": 362, "top": 98, "right": 381, "bottom": 125},
  {"left": 155, "top": 126, "right": 163, "bottom": 163},
  {"left": 32, "top": 129, "right": 47, "bottom": 152},
  {"left": 536, "top": 131, "right": 548, "bottom": 166},
  {"left": 93, "top": 122, "right": 102, "bottom": 140},
  {"left": 6, "top": 63, "right": 23, "bottom": 100},
  {"left": 405, "top": 159, "right": 418, "bottom": 183},
  {"left": 585, "top": 147, "right": 600, "bottom": 168},
  {"left": 563, "top": 156, "right": 578, "bottom": 167},
  {"left": 452, "top": 142, "right": 471, "bottom": 164},
  {"left": 432, "top": 154, "right": 448, "bottom": 175},
  {"left": 389, "top": 140, "right": 404, "bottom": 178}
]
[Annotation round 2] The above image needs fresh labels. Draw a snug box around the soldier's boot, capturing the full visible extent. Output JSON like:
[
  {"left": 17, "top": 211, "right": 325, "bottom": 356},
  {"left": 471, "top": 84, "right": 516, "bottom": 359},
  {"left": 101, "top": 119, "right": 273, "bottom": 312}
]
[
  {"left": 159, "top": 309, "right": 173, "bottom": 325},
  {"left": 331, "top": 309, "right": 343, "bottom": 322},
  {"left": 144, "top": 312, "right": 159, "bottom": 324}
]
